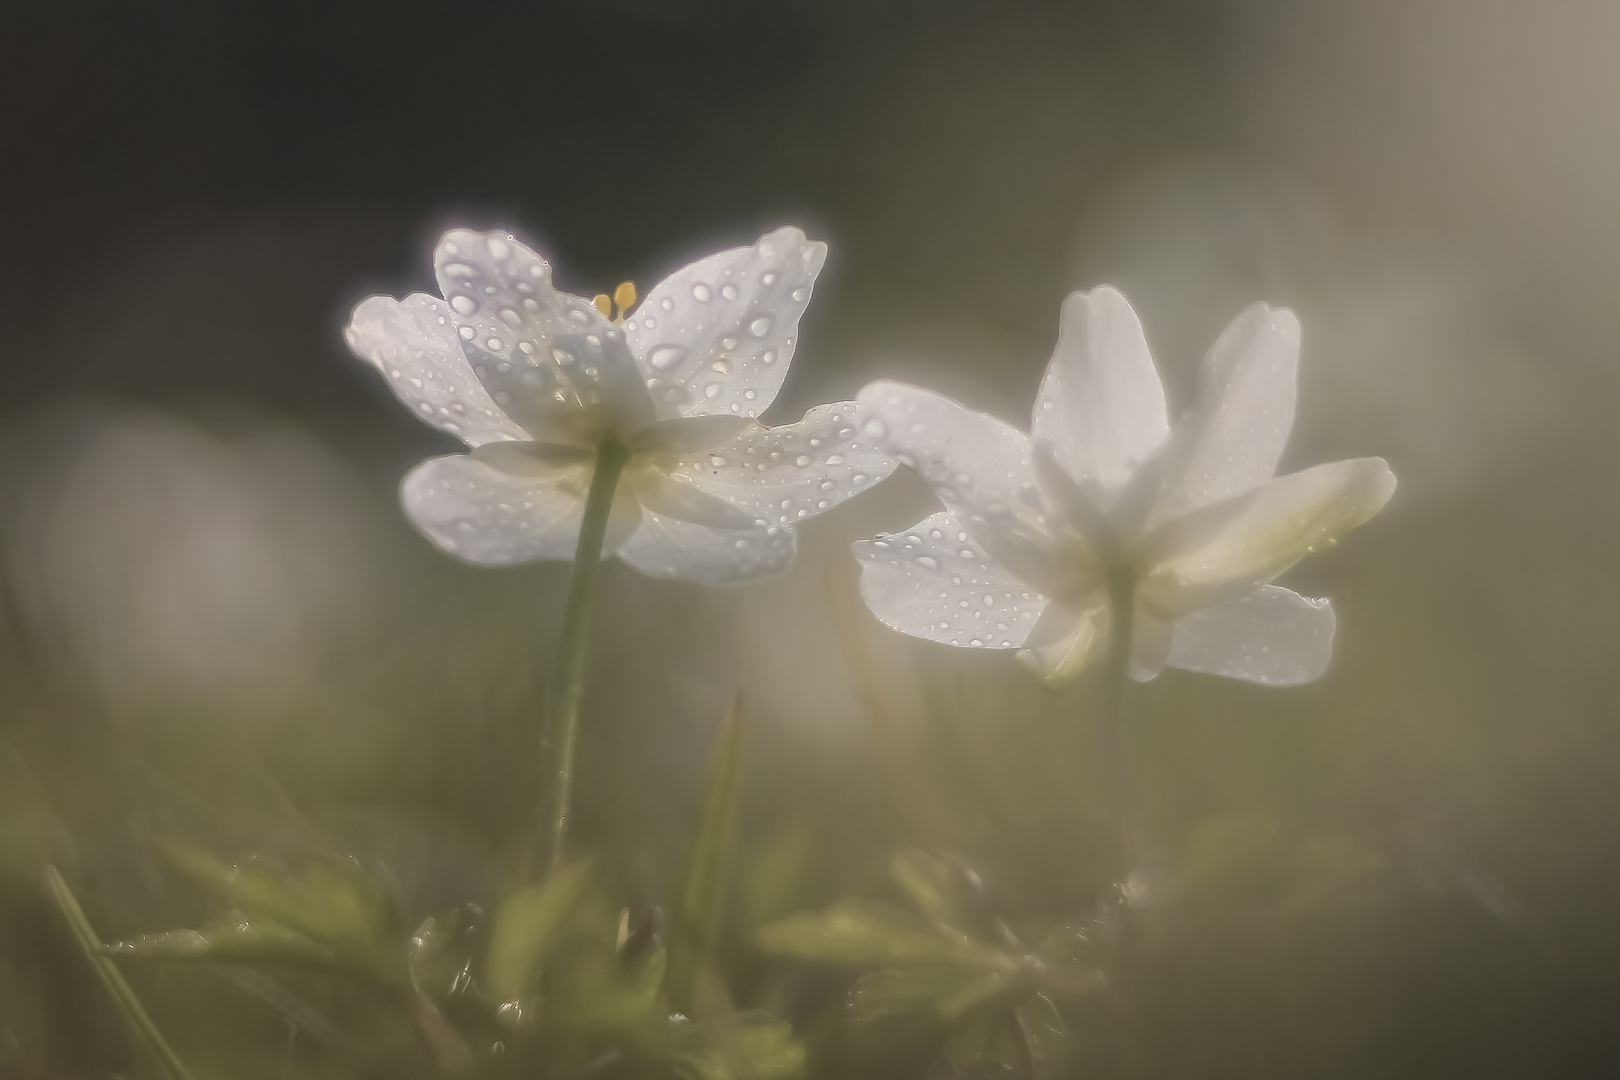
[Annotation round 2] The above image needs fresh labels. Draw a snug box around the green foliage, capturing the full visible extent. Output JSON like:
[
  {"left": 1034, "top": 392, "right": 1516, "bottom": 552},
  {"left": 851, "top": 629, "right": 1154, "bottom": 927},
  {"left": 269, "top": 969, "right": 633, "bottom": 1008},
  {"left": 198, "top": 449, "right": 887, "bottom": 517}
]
[{"left": 484, "top": 859, "right": 593, "bottom": 1002}]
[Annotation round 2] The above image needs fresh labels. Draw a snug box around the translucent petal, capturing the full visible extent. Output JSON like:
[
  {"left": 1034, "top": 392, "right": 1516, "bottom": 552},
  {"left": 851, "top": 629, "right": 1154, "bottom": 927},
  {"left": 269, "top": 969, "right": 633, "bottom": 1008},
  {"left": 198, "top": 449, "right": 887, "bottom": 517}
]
[
  {"left": 1139, "top": 456, "right": 1396, "bottom": 615},
  {"left": 1166, "top": 585, "right": 1335, "bottom": 685},
  {"left": 401, "top": 453, "right": 640, "bottom": 566},
  {"left": 434, "top": 229, "right": 655, "bottom": 443},
  {"left": 617, "top": 512, "right": 795, "bottom": 584},
  {"left": 1015, "top": 596, "right": 1107, "bottom": 685},
  {"left": 345, "top": 294, "right": 529, "bottom": 447},
  {"left": 1152, "top": 303, "right": 1300, "bottom": 522},
  {"left": 853, "top": 512, "right": 1047, "bottom": 649},
  {"left": 855, "top": 381, "right": 1082, "bottom": 598},
  {"left": 624, "top": 226, "right": 826, "bottom": 419},
  {"left": 670, "top": 402, "right": 896, "bottom": 529},
  {"left": 1032, "top": 288, "right": 1169, "bottom": 491},
  {"left": 628, "top": 469, "right": 760, "bottom": 530}
]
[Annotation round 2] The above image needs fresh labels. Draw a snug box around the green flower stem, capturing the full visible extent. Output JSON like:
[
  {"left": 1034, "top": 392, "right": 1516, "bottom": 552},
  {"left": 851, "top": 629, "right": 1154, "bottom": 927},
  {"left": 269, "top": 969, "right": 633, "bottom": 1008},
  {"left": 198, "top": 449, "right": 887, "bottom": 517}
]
[
  {"left": 1099, "top": 567, "right": 1139, "bottom": 881},
  {"left": 45, "top": 866, "right": 197, "bottom": 1080},
  {"left": 543, "top": 438, "right": 631, "bottom": 874}
]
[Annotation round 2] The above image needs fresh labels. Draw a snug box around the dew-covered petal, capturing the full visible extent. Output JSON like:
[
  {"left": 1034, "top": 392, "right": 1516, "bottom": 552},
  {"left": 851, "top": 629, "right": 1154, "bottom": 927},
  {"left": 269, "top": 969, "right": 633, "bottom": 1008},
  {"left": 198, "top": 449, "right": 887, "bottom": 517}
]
[
  {"left": 617, "top": 512, "right": 795, "bottom": 584},
  {"left": 629, "top": 469, "right": 760, "bottom": 530},
  {"left": 628, "top": 415, "right": 756, "bottom": 455},
  {"left": 401, "top": 453, "right": 640, "bottom": 566},
  {"left": 434, "top": 229, "right": 655, "bottom": 443},
  {"left": 1152, "top": 303, "right": 1300, "bottom": 523},
  {"left": 1166, "top": 585, "right": 1335, "bottom": 685},
  {"left": 345, "top": 294, "right": 529, "bottom": 447},
  {"left": 670, "top": 402, "right": 896, "bottom": 529},
  {"left": 853, "top": 512, "right": 1047, "bottom": 649},
  {"left": 1139, "top": 456, "right": 1395, "bottom": 616},
  {"left": 856, "top": 381, "right": 1082, "bottom": 598},
  {"left": 1032, "top": 288, "right": 1169, "bottom": 491},
  {"left": 624, "top": 226, "right": 826, "bottom": 419}
]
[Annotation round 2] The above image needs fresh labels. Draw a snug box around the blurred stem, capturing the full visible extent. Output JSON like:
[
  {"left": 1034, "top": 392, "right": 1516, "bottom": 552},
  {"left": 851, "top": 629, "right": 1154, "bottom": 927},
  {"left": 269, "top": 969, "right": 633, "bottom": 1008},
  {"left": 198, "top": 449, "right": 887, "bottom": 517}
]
[
  {"left": 45, "top": 866, "right": 198, "bottom": 1080},
  {"left": 543, "top": 438, "right": 631, "bottom": 874},
  {"left": 1100, "top": 567, "right": 1139, "bottom": 880}
]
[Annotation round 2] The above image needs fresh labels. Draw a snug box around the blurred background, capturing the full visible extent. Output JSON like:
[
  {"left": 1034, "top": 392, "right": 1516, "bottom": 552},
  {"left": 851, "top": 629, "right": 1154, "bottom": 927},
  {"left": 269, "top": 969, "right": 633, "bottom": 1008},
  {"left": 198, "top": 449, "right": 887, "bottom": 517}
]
[{"left": 4, "top": 1, "right": 1620, "bottom": 1076}]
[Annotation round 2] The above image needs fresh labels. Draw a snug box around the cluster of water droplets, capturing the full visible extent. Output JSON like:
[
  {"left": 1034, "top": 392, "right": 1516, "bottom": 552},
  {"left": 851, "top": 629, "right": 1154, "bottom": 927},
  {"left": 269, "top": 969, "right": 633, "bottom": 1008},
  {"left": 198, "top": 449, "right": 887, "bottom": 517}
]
[{"left": 856, "top": 511, "right": 1044, "bottom": 649}]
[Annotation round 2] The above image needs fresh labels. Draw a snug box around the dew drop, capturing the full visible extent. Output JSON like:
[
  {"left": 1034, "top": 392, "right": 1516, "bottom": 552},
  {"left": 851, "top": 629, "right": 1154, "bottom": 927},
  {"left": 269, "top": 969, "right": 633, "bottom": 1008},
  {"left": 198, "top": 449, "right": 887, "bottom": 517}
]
[
  {"left": 720, "top": 336, "right": 738, "bottom": 351},
  {"left": 568, "top": 308, "right": 590, "bottom": 325},
  {"left": 692, "top": 283, "right": 712, "bottom": 302},
  {"left": 486, "top": 237, "right": 510, "bottom": 259},
  {"left": 749, "top": 315, "right": 774, "bottom": 337},
  {"left": 721, "top": 283, "right": 739, "bottom": 300},
  {"left": 486, "top": 336, "right": 504, "bottom": 351},
  {"left": 458, "top": 325, "right": 476, "bottom": 340},
  {"left": 825, "top": 453, "right": 845, "bottom": 465},
  {"left": 862, "top": 418, "right": 886, "bottom": 438},
  {"left": 791, "top": 287, "right": 808, "bottom": 302},
  {"left": 703, "top": 383, "right": 722, "bottom": 400},
  {"left": 916, "top": 555, "right": 939, "bottom": 570},
  {"left": 648, "top": 344, "right": 689, "bottom": 371},
  {"left": 761, "top": 349, "right": 777, "bottom": 365},
  {"left": 660, "top": 297, "right": 675, "bottom": 311},
  {"left": 449, "top": 295, "right": 476, "bottom": 315},
  {"left": 794, "top": 454, "right": 813, "bottom": 467}
]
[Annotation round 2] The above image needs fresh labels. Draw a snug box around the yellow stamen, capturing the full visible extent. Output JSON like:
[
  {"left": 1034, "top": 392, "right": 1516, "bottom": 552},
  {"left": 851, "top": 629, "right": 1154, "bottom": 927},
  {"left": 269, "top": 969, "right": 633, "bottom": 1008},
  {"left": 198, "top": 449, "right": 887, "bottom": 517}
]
[
  {"left": 592, "top": 294, "right": 613, "bottom": 318},
  {"left": 613, "top": 281, "right": 637, "bottom": 313}
]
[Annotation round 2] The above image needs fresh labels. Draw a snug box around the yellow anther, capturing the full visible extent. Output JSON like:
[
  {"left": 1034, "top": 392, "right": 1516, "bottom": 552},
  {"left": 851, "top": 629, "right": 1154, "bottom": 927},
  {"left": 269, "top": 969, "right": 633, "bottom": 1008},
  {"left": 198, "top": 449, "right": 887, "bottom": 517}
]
[
  {"left": 614, "top": 281, "right": 637, "bottom": 313},
  {"left": 592, "top": 293, "right": 613, "bottom": 318}
]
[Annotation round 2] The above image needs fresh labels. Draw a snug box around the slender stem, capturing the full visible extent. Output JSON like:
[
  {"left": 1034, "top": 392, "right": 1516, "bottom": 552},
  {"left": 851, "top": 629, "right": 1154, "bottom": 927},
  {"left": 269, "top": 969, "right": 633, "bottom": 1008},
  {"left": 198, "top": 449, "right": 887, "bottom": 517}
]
[
  {"left": 45, "top": 866, "right": 198, "bottom": 1080},
  {"left": 1099, "top": 567, "right": 1139, "bottom": 881},
  {"left": 543, "top": 438, "right": 631, "bottom": 874}
]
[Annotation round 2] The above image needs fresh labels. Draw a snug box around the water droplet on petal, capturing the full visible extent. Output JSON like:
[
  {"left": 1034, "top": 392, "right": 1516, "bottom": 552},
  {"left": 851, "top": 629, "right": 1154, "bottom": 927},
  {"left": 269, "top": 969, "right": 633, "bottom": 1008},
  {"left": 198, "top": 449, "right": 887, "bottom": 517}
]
[
  {"left": 703, "top": 383, "right": 722, "bottom": 400},
  {"left": 721, "top": 283, "right": 739, "bottom": 300},
  {"left": 450, "top": 295, "right": 476, "bottom": 315},
  {"left": 660, "top": 297, "right": 675, "bottom": 310},
  {"left": 486, "top": 237, "right": 510, "bottom": 259},
  {"left": 648, "top": 344, "right": 689, "bottom": 371},
  {"left": 862, "top": 418, "right": 886, "bottom": 438},
  {"left": 794, "top": 454, "right": 812, "bottom": 467},
  {"left": 458, "top": 325, "right": 476, "bottom": 340},
  {"left": 749, "top": 315, "right": 774, "bottom": 337},
  {"left": 916, "top": 555, "right": 939, "bottom": 570},
  {"left": 692, "top": 283, "right": 712, "bottom": 302},
  {"left": 486, "top": 336, "right": 504, "bottom": 351}
]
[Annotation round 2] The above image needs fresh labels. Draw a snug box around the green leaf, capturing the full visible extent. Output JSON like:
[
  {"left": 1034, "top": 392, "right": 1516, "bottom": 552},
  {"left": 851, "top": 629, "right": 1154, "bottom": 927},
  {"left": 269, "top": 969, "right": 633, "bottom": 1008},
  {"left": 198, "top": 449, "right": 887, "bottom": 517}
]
[
  {"left": 889, "top": 849, "right": 982, "bottom": 934},
  {"left": 486, "top": 859, "right": 594, "bottom": 1002},
  {"left": 45, "top": 867, "right": 198, "bottom": 1080},
  {"left": 755, "top": 899, "right": 1013, "bottom": 971},
  {"left": 165, "top": 846, "right": 407, "bottom": 988},
  {"left": 668, "top": 694, "right": 747, "bottom": 1014},
  {"left": 850, "top": 964, "right": 1012, "bottom": 1021},
  {"left": 108, "top": 917, "right": 346, "bottom": 972},
  {"left": 678, "top": 1014, "right": 805, "bottom": 1080}
]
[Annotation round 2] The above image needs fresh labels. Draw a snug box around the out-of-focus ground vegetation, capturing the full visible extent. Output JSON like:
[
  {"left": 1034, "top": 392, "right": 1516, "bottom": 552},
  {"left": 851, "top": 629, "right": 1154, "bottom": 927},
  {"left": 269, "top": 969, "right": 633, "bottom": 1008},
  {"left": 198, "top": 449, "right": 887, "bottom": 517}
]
[{"left": 4, "top": 1, "right": 1620, "bottom": 1077}]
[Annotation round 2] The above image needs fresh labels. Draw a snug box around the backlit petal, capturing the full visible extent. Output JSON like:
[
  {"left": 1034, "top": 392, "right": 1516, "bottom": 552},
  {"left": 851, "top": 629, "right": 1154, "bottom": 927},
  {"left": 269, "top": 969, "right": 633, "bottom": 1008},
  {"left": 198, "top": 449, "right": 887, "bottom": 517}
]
[
  {"left": 671, "top": 402, "right": 895, "bottom": 529},
  {"left": 854, "top": 512, "right": 1046, "bottom": 649},
  {"left": 1152, "top": 303, "right": 1299, "bottom": 522},
  {"left": 1139, "top": 456, "right": 1395, "bottom": 615},
  {"left": 1032, "top": 288, "right": 1168, "bottom": 491},
  {"left": 345, "top": 294, "right": 529, "bottom": 447},
  {"left": 401, "top": 453, "right": 640, "bottom": 565},
  {"left": 617, "top": 512, "right": 795, "bottom": 584},
  {"left": 434, "top": 229, "right": 655, "bottom": 442},
  {"left": 1167, "top": 585, "right": 1336, "bottom": 685},
  {"left": 625, "top": 226, "right": 826, "bottom": 419},
  {"left": 855, "top": 381, "right": 1081, "bottom": 598}
]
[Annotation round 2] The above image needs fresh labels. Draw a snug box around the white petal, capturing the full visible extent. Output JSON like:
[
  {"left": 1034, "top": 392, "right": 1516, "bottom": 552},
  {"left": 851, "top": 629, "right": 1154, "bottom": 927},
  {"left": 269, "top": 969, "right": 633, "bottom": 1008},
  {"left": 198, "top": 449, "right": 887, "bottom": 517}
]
[
  {"left": 434, "top": 229, "right": 655, "bottom": 442},
  {"left": 401, "top": 453, "right": 640, "bottom": 566},
  {"left": 617, "top": 512, "right": 795, "bottom": 584},
  {"left": 345, "top": 294, "right": 529, "bottom": 447},
  {"left": 1153, "top": 303, "right": 1300, "bottom": 521},
  {"left": 1015, "top": 596, "right": 1107, "bottom": 685},
  {"left": 670, "top": 402, "right": 896, "bottom": 529},
  {"left": 1032, "top": 288, "right": 1169, "bottom": 491},
  {"left": 1139, "top": 456, "right": 1395, "bottom": 616},
  {"left": 855, "top": 381, "right": 1082, "bottom": 598},
  {"left": 1167, "top": 585, "right": 1336, "bottom": 685},
  {"left": 624, "top": 226, "right": 826, "bottom": 418},
  {"left": 853, "top": 512, "right": 1047, "bottom": 649},
  {"left": 628, "top": 469, "right": 759, "bottom": 530}
]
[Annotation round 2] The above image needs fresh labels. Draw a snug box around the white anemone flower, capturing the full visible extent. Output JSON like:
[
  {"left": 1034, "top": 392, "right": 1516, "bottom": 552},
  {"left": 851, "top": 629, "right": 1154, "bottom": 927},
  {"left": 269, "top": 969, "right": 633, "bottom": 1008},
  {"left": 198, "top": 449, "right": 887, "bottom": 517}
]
[
  {"left": 853, "top": 287, "right": 1396, "bottom": 687},
  {"left": 345, "top": 226, "right": 893, "bottom": 584}
]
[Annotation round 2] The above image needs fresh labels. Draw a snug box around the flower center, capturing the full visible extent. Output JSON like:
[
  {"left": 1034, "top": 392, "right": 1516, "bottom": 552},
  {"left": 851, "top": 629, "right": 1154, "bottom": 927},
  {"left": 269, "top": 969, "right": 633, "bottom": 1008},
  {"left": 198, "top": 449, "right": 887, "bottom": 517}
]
[{"left": 592, "top": 281, "right": 638, "bottom": 325}]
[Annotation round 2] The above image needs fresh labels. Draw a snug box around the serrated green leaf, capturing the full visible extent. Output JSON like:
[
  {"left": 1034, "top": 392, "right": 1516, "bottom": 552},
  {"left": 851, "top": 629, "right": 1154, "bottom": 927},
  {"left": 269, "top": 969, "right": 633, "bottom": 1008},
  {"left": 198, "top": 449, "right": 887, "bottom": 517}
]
[
  {"left": 851, "top": 963, "right": 1012, "bottom": 1021},
  {"left": 108, "top": 917, "right": 345, "bottom": 972},
  {"left": 164, "top": 846, "right": 407, "bottom": 988},
  {"left": 756, "top": 899, "right": 1013, "bottom": 971},
  {"left": 486, "top": 859, "right": 594, "bottom": 1002},
  {"left": 668, "top": 695, "right": 746, "bottom": 1014}
]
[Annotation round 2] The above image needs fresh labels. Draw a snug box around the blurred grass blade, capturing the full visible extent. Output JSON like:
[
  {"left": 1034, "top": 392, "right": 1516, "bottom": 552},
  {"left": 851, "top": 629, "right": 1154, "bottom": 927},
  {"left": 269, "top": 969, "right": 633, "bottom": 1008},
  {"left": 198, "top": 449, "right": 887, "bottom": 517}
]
[
  {"left": 486, "top": 859, "right": 593, "bottom": 1002},
  {"left": 668, "top": 693, "right": 747, "bottom": 1015},
  {"left": 45, "top": 866, "right": 197, "bottom": 1080},
  {"left": 756, "top": 898, "right": 1012, "bottom": 970}
]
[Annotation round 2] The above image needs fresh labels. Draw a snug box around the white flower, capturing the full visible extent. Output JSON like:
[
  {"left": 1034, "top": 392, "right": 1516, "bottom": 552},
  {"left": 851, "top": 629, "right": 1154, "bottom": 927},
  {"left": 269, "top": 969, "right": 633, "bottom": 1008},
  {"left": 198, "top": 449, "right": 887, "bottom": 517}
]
[
  {"left": 346, "top": 227, "right": 893, "bottom": 583},
  {"left": 852, "top": 287, "right": 1396, "bottom": 686}
]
